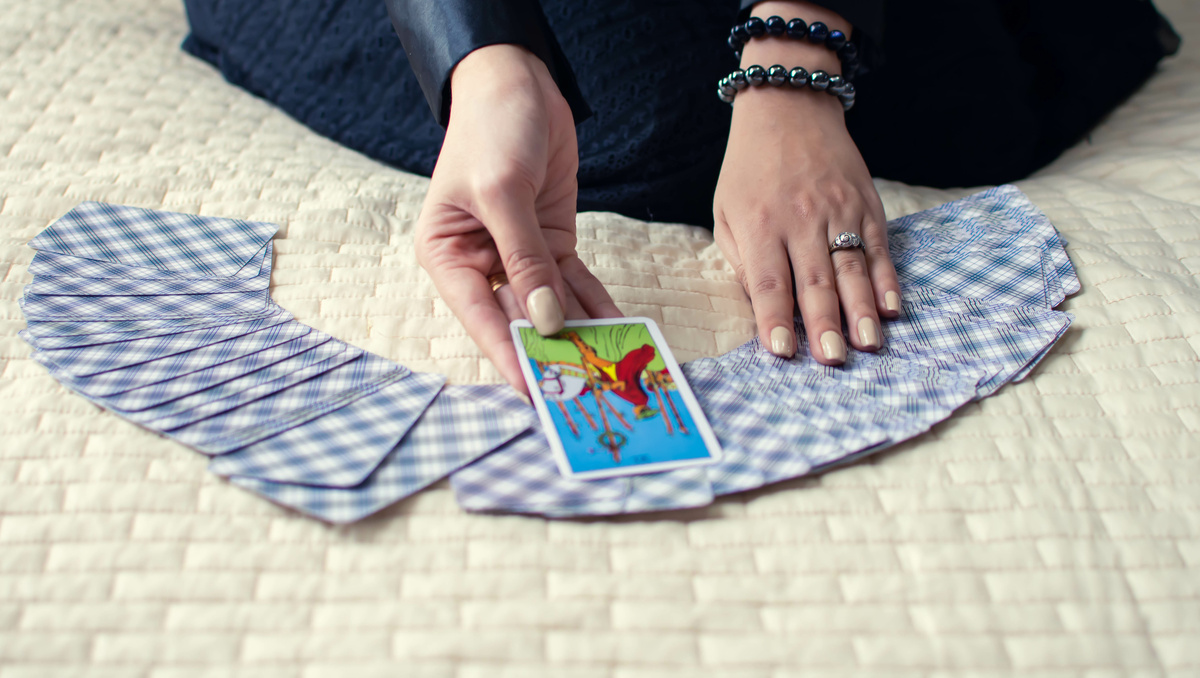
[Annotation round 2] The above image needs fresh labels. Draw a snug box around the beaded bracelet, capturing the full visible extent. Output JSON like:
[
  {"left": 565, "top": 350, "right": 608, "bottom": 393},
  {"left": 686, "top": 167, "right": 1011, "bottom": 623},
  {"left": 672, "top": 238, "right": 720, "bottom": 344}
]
[
  {"left": 728, "top": 16, "right": 860, "bottom": 80},
  {"left": 717, "top": 65, "right": 857, "bottom": 111}
]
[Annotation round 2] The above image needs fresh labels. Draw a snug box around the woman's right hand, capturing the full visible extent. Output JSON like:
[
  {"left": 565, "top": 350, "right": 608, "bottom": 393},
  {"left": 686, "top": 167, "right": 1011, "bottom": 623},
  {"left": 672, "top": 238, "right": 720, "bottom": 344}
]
[{"left": 414, "top": 44, "right": 622, "bottom": 394}]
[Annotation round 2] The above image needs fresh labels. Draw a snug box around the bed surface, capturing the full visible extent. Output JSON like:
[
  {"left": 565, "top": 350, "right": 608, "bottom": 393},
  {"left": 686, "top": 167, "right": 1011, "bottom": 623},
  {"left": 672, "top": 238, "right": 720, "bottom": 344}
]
[{"left": 1, "top": 0, "right": 1198, "bottom": 675}]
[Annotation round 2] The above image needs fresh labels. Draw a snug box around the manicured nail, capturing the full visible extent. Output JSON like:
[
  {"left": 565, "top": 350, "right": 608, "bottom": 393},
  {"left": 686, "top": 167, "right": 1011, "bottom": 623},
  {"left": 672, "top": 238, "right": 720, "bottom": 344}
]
[
  {"left": 769, "top": 326, "right": 796, "bottom": 357},
  {"left": 516, "top": 392, "right": 532, "bottom": 407},
  {"left": 526, "top": 286, "right": 564, "bottom": 335},
  {"left": 857, "top": 317, "right": 881, "bottom": 349},
  {"left": 820, "top": 331, "right": 846, "bottom": 362},
  {"left": 885, "top": 290, "right": 901, "bottom": 313}
]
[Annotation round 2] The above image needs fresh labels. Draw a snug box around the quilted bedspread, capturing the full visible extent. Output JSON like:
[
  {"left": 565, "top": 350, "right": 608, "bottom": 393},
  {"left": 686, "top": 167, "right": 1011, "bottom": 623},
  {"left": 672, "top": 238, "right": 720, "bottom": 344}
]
[{"left": 2, "top": 0, "right": 1199, "bottom": 675}]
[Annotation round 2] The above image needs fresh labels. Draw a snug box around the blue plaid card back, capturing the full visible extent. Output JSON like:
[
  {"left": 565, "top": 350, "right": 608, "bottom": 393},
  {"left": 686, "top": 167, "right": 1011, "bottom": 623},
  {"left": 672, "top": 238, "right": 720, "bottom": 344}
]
[
  {"left": 450, "top": 421, "right": 716, "bottom": 517},
  {"left": 35, "top": 314, "right": 296, "bottom": 377},
  {"left": 21, "top": 308, "right": 295, "bottom": 351},
  {"left": 209, "top": 372, "right": 447, "bottom": 488},
  {"left": 229, "top": 384, "right": 533, "bottom": 523},
  {"left": 893, "top": 246, "right": 1050, "bottom": 308},
  {"left": 169, "top": 355, "right": 414, "bottom": 454},
  {"left": 887, "top": 186, "right": 1078, "bottom": 300},
  {"left": 43, "top": 321, "right": 314, "bottom": 397},
  {"left": 884, "top": 301, "right": 1072, "bottom": 396},
  {"left": 29, "top": 270, "right": 270, "bottom": 296},
  {"left": 28, "top": 241, "right": 271, "bottom": 284},
  {"left": 117, "top": 336, "right": 353, "bottom": 419},
  {"left": 19, "top": 304, "right": 289, "bottom": 340},
  {"left": 28, "top": 202, "right": 278, "bottom": 278},
  {"left": 22, "top": 287, "right": 272, "bottom": 321}
]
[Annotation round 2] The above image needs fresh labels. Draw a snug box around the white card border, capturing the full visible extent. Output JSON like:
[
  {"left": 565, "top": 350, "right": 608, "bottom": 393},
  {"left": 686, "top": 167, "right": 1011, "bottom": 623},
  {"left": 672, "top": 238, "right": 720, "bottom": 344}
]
[{"left": 510, "top": 317, "right": 722, "bottom": 481}]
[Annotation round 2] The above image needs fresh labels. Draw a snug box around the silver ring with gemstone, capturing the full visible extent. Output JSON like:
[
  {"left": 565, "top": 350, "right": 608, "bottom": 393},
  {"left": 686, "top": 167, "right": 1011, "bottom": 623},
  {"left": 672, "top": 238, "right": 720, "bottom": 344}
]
[{"left": 828, "top": 232, "right": 865, "bottom": 254}]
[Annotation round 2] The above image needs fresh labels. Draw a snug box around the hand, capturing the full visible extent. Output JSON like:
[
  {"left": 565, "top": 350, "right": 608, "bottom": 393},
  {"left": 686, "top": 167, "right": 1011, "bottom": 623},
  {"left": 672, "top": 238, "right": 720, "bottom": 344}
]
[
  {"left": 713, "top": 81, "right": 901, "bottom": 364},
  {"left": 415, "top": 45, "right": 622, "bottom": 393},
  {"left": 713, "top": 4, "right": 900, "bottom": 364}
]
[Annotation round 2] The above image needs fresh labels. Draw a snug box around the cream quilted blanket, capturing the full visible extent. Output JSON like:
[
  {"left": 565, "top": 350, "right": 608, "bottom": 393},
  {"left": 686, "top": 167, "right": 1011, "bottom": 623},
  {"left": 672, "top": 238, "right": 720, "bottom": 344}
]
[{"left": 2, "top": 0, "right": 1199, "bottom": 675}]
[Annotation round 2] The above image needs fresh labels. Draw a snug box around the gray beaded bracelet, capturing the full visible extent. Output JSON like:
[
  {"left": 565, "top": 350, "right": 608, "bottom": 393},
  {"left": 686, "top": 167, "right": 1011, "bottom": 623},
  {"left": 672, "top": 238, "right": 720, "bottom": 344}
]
[{"left": 717, "top": 64, "right": 856, "bottom": 111}]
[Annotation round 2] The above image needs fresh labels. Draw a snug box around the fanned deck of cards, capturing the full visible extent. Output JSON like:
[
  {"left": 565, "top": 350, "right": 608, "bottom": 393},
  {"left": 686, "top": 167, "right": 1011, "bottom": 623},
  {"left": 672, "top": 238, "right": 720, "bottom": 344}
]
[
  {"left": 21, "top": 186, "right": 1077, "bottom": 521},
  {"left": 449, "top": 185, "right": 1078, "bottom": 516},
  {"left": 18, "top": 202, "right": 530, "bottom": 523}
]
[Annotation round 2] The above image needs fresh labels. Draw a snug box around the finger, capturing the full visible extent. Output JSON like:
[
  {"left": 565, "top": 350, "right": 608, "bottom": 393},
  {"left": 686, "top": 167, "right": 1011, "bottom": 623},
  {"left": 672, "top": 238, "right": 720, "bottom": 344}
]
[
  {"left": 432, "top": 265, "right": 530, "bottom": 395},
  {"left": 831, "top": 246, "right": 883, "bottom": 352},
  {"left": 790, "top": 235, "right": 847, "bottom": 365},
  {"left": 480, "top": 189, "right": 566, "bottom": 336},
  {"left": 494, "top": 283, "right": 524, "bottom": 323},
  {"left": 738, "top": 236, "right": 799, "bottom": 358},
  {"left": 562, "top": 284, "right": 588, "bottom": 320},
  {"left": 560, "top": 256, "right": 623, "bottom": 319},
  {"left": 862, "top": 213, "right": 902, "bottom": 318}
]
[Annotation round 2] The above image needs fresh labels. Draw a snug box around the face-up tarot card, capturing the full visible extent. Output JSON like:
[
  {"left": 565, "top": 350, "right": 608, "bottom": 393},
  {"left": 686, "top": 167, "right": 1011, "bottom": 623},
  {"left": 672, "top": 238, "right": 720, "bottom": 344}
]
[{"left": 510, "top": 317, "right": 721, "bottom": 481}]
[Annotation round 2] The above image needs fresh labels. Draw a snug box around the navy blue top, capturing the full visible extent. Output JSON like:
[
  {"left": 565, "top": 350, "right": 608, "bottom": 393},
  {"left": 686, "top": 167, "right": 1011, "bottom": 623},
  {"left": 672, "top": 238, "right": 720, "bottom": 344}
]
[
  {"left": 182, "top": 0, "right": 1178, "bottom": 227},
  {"left": 382, "top": 0, "right": 882, "bottom": 128}
]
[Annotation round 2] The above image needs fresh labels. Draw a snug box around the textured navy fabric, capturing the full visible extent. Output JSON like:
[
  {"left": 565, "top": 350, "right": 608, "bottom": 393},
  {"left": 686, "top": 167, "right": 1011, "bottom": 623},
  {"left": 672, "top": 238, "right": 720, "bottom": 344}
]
[
  {"left": 183, "top": 0, "right": 736, "bottom": 226},
  {"left": 182, "top": 0, "right": 1178, "bottom": 228}
]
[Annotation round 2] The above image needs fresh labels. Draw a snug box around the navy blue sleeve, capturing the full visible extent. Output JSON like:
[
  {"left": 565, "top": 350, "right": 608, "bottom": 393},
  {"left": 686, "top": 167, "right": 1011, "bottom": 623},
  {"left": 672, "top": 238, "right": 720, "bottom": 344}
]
[{"left": 384, "top": 0, "right": 591, "bottom": 127}]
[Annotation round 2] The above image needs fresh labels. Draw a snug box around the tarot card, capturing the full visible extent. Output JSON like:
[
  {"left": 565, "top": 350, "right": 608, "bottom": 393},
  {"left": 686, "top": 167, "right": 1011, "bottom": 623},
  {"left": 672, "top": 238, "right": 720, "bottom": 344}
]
[{"left": 510, "top": 317, "right": 721, "bottom": 481}]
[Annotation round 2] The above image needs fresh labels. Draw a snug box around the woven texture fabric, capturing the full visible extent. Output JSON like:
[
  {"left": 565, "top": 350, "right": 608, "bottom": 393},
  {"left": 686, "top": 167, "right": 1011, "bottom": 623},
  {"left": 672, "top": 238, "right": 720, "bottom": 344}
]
[{"left": 1, "top": 0, "right": 1199, "bottom": 674}]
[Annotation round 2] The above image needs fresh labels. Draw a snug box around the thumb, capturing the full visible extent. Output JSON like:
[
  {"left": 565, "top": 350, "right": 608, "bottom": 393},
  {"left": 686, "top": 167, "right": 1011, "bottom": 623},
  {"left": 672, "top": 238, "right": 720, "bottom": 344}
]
[{"left": 482, "top": 188, "right": 566, "bottom": 337}]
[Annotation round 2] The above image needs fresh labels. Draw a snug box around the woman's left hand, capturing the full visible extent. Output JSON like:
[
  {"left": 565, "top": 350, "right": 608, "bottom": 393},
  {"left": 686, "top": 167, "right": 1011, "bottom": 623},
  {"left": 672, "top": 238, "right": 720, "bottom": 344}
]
[{"left": 713, "top": 74, "right": 901, "bottom": 365}]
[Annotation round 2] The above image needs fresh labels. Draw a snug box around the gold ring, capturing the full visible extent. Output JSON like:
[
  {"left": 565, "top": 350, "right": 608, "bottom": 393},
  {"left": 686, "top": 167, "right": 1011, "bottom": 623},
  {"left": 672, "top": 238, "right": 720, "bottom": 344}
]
[{"left": 487, "top": 272, "right": 509, "bottom": 293}]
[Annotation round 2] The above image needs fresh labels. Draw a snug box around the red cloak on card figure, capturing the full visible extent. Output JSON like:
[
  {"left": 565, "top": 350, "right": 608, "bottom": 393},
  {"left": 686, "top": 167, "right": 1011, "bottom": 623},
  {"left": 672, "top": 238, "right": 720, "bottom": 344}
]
[
  {"left": 610, "top": 344, "right": 656, "bottom": 410},
  {"left": 563, "top": 332, "right": 659, "bottom": 419}
]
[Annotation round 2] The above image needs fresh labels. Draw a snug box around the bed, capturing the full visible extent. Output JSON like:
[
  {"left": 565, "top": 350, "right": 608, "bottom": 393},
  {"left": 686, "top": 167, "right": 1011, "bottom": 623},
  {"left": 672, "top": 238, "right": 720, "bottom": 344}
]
[{"left": 1, "top": 0, "right": 1198, "bottom": 674}]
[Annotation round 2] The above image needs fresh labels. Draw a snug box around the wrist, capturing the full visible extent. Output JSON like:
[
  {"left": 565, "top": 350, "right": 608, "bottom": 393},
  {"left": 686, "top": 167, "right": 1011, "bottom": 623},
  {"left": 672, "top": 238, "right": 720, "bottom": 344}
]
[
  {"left": 731, "top": 83, "right": 845, "bottom": 133},
  {"left": 451, "top": 44, "right": 556, "bottom": 104},
  {"left": 739, "top": 43, "right": 840, "bottom": 77}
]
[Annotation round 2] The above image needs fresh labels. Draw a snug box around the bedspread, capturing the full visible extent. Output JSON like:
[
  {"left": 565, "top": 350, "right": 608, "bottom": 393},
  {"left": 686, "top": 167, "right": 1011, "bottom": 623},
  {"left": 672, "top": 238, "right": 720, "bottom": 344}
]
[{"left": 1, "top": 0, "right": 1198, "bottom": 675}]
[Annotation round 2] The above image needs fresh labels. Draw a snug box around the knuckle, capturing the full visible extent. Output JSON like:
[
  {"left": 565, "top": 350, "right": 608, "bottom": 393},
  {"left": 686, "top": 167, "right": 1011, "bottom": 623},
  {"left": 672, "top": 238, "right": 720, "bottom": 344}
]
[
  {"left": 787, "top": 195, "right": 817, "bottom": 220},
  {"left": 865, "top": 242, "right": 891, "bottom": 261},
  {"left": 796, "top": 268, "right": 835, "bottom": 291},
  {"left": 412, "top": 233, "right": 441, "bottom": 272},
  {"left": 414, "top": 244, "right": 432, "bottom": 271},
  {"left": 824, "top": 183, "right": 851, "bottom": 207},
  {"left": 741, "top": 205, "right": 775, "bottom": 234},
  {"left": 732, "top": 264, "right": 750, "bottom": 293},
  {"left": 502, "top": 247, "right": 551, "bottom": 283},
  {"left": 557, "top": 254, "right": 595, "bottom": 284},
  {"left": 473, "top": 166, "right": 537, "bottom": 203},
  {"left": 849, "top": 303, "right": 877, "bottom": 319},
  {"left": 833, "top": 254, "right": 868, "bottom": 278},
  {"left": 749, "top": 271, "right": 789, "bottom": 297}
]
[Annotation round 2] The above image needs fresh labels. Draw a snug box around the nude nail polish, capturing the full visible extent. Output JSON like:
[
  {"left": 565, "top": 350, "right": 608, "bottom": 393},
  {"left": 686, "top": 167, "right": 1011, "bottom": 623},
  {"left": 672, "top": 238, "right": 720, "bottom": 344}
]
[
  {"left": 516, "top": 392, "right": 533, "bottom": 407},
  {"left": 857, "top": 317, "right": 881, "bottom": 349},
  {"left": 820, "top": 330, "right": 846, "bottom": 362},
  {"left": 770, "top": 326, "right": 796, "bottom": 357},
  {"left": 885, "top": 290, "right": 901, "bottom": 313},
  {"left": 526, "top": 286, "right": 564, "bottom": 335}
]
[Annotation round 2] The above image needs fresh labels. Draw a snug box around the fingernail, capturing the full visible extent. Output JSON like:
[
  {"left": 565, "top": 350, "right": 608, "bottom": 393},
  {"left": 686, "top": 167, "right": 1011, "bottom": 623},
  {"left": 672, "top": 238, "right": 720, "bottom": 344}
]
[
  {"left": 769, "top": 326, "right": 796, "bottom": 357},
  {"left": 857, "top": 317, "right": 881, "bottom": 349},
  {"left": 885, "top": 290, "right": 901, "bottom": 313},
  {"left": 526, "top": 286, "right": 564, "bottom": 335},
  {"left": 516, "top": 392, "right": 532, "bottom": 407},
  {"left": 820, "top": 331, "right": 846, "bottom": 362}
]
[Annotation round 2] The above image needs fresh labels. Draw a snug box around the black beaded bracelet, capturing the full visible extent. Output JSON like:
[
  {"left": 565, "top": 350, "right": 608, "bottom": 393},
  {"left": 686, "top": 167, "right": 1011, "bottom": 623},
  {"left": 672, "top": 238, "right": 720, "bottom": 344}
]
[
  {"left": 717, "top": 64, "right": 857, "bottom": 111},
  {"left": 728, "top": 16, "right": 860, "bottom": 80}
]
